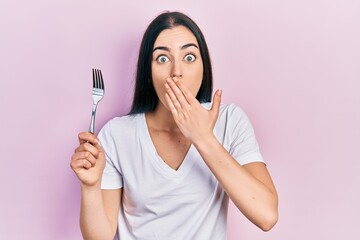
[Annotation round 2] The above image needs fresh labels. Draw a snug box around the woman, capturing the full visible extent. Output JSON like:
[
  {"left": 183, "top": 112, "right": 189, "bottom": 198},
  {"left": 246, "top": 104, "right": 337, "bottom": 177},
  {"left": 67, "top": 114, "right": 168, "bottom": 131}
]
[{"left": 71, "top": 11, "right": 278, "bottom": 240}]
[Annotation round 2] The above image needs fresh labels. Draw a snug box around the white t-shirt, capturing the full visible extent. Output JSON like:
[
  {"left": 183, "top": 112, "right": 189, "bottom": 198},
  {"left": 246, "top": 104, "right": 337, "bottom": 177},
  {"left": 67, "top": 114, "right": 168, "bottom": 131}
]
[{"left": 98, "top": 103, "right": 264, "bottom": 240}]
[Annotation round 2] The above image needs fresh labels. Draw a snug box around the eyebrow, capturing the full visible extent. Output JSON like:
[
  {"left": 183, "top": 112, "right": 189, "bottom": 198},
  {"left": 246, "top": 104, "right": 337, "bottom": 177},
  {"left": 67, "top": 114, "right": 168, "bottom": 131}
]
[
  {"left": 153, "top": 43, "right": 199, "bottom": 52},
  {"left": 181, "top": 43, "right": 199, "bottom": 50}
]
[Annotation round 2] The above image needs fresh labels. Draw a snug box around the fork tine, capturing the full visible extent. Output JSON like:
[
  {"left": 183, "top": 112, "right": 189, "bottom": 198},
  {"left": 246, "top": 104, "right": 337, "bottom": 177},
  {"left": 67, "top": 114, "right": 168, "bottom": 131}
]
[
  {"left": 97, "top": 69, "right": 101, "bottom": 89},
  {"left": 92, "top": 68, "right": 104, "bottom": 90},
  {"left": 92, "top": 68, "right": 96, "bottom": 88},
  {"left": 99, "top": 70, "right": 104, "bottom": 90},
  {"left": 94, "top": 69, "right": 98, "bottom": 88}
]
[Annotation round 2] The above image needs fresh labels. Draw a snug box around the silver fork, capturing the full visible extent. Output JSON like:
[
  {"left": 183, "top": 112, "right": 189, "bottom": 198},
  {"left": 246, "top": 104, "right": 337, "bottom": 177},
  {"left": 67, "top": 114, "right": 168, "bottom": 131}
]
[{"left": 89, "top": 68, "right": 105, "bottom": 134}]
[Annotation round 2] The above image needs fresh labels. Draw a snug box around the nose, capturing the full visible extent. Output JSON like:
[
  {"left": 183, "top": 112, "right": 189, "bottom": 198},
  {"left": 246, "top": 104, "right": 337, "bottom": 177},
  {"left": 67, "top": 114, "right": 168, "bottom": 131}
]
[
  {"left": 171, "top": 60, "right": 182, "bottom": 78},
  {"left": 172, "top": 73, "right": 182, "bottom": 78}
]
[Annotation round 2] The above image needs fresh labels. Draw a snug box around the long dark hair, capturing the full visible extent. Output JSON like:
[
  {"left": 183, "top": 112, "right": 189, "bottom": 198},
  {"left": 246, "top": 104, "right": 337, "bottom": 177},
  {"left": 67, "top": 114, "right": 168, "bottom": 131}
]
[{"left": 129, "top": 11, "right": 213, "bottom": 114}]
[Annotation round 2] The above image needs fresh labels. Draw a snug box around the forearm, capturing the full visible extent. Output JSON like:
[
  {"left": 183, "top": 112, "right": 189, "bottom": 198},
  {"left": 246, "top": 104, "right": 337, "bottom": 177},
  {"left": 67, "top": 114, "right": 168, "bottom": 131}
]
[
  {"left": 194, "top": 135, "right": 278, "bottom": 231},
  {"left": 80, "top": 186, "right": 115, "bottom": 240}
]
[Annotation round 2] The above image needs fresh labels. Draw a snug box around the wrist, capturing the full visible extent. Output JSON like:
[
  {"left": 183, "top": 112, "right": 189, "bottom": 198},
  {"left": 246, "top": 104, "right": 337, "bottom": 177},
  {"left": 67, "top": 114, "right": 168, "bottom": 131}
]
[
  {"left": 193, "top": 133, "right": 219, "bottom": 151},
  {"left": 80, "top": 182, "right": 102, "bottom": 192}
]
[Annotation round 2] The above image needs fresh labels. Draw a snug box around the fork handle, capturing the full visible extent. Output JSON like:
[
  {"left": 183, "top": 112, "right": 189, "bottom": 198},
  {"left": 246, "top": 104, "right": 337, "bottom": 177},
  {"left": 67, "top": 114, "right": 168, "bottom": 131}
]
[{"left": 89, "top": 104, "right": 98, "bottom": 134}]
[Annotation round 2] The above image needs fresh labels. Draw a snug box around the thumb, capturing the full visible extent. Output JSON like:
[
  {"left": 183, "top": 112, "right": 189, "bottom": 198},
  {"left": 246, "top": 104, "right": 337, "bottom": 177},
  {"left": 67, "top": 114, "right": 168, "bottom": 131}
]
[
  {"left": 93, "top": 139, "right": 105, "bottom": 156},
  {"left": 210, "top": 89, "right": 222, "bottom": 117}
]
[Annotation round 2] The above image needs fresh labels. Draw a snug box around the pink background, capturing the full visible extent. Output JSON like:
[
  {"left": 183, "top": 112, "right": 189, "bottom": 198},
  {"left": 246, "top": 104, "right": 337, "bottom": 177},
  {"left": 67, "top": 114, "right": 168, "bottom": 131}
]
[{"left": 1, "top": 0, "right": 359, "bottom": 239}]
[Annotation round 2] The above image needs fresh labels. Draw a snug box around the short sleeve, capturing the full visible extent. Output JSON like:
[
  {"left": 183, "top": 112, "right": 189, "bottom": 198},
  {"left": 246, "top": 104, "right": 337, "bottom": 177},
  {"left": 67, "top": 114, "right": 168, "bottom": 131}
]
[
  {"left": 97, "top": 121, "right": 123, "bottom": 189},
  {"left": 228, "top": 104, "right": 265, "bottom": 165}
]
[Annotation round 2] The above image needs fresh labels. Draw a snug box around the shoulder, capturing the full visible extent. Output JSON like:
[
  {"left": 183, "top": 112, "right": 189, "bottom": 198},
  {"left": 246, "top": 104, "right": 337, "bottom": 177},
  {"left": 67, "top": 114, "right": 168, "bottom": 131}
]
[
  {"left": 219, "top": 103, "right": 246, "bottom": 117},
  {"left": 213, "top": 103, "right": 254, "bottom": 135},
  {"left": 201, "top": 102, "right": 247, "bottom": 121},
  {"left": 223, "top": 103, "right": 249, "bottom": 125},
  {"left": 201, "top": 102, "right": 245, "bottom": 114},
  {"left": 98, "top": 113, "right": 144, "bottom": 138},
  {"left": 108, "top": 114, "right": 142, "bottom": 127}
]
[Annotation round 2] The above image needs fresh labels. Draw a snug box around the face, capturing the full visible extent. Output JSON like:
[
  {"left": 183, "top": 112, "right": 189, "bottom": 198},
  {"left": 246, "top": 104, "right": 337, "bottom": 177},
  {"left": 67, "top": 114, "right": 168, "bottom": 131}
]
[{"left": 152, "top": 25, "right": 203, "bottom": 111}]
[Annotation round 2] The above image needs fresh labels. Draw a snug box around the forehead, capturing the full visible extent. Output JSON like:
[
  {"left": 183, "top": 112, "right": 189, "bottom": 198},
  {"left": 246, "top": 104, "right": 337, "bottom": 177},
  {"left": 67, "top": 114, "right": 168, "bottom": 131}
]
[{"left": 154, "top": 25, "right": 199, "bottom": 48}]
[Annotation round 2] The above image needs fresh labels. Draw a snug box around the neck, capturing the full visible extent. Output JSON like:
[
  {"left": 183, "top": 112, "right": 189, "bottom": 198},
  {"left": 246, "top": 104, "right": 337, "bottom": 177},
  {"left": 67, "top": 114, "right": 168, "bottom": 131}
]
[{"left": 145, "top": 104, "right": 179, "bottom": 132}]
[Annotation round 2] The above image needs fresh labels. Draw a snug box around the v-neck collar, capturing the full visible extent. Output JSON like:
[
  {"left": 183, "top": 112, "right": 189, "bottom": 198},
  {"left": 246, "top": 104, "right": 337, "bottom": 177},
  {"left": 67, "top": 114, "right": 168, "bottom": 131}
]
[{"left": 141, "top": 113, "right": 196, "bottom": 179}]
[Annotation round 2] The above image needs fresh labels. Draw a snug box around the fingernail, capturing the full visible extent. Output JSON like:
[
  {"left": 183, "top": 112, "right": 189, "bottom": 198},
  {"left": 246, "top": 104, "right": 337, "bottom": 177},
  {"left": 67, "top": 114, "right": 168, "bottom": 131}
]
[
  {"left": 172, "top": 77, "right": 178, "bottom": 82},
  {"left": 218, "top": 90, "right": 222, "bottom": 96}
]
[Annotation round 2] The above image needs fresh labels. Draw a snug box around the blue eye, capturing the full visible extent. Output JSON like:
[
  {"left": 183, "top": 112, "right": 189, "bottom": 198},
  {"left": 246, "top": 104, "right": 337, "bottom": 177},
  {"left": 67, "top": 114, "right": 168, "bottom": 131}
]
[
  {"left": 184, "top": 54, "right": 196, "bottom": 62},
  {"left": 156, "top": 55, "right": 170, "bottom": 63}
]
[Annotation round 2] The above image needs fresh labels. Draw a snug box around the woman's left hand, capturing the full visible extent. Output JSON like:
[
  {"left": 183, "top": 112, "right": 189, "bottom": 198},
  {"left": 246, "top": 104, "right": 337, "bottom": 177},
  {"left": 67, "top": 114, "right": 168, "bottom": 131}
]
[{"left": 164, "top": 77, "right": 222, "bottom": 144}]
